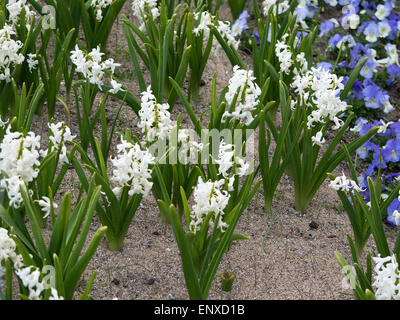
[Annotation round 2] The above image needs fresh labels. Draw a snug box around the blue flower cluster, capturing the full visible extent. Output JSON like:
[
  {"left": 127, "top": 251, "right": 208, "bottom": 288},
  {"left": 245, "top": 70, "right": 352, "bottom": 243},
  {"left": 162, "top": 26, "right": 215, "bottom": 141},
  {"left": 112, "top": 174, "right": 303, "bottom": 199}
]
[{"left": 318, "top": 0, "right": 400, "bottom": 226}]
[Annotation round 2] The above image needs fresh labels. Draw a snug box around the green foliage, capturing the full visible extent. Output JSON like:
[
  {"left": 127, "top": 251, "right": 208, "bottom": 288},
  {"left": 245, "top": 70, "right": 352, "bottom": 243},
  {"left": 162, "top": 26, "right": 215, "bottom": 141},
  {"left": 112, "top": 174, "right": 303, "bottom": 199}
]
[{"left": 0, "top": 179, "right": 106, "bottom": 300}]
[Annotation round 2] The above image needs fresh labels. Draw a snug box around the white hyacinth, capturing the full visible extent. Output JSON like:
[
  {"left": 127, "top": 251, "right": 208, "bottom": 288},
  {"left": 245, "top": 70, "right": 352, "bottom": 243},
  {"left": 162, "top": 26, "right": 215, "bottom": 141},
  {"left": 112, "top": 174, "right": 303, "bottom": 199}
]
[
  {"left": 214, "top": 140, "right": 250, "bottom": 179},
  {"left": 109, "top": 79, "right": 124, "bottom": 94},
  {"left": 131, "top": 0, "right": 159, "bottom": 31},
  {"left": 372, "top": 254, "right": 400, "bottom": 300},
  {"left": 329, "top": 173, "right": 364, "bottom": 193},
  {"left": 192, "top": 11, "right": 240, "bottom": 51},
  {"left": 42, "top": 122, "right": 76, "bottom": 164},
  {"left": 262, "top": 0, "right": 289, "bottom": 15},
  {"left": 193, "top": 11, "right": 213, "bottom": 39},
  {"left": 0, "top": 24, "right": 25, "bottom": 82},
  {"left": 15, "top": 265, "right": 64, "bottom": 300},
  {"left": 0, "top": 127, "right": 41, "bottom": 208},
  {"left": 216, "top": 20, "right": 240, "bottom": 50},
  {"left": 190, "top": 177, "right": 230, "bottom": 233},
  {"left": 70, "top": 45, "right": 121, "bottom": 89},
  {"left": 275, "top": 34, "right": 293, "bottom": 75},
  {"left": 223, "top": 66, "right": 261, "bottom": 125},
  {"left": 0, "top": 227, "right": 23, "bottom": 279},
  {"left": 292, "top": 66, "right": 348, "bottom": 132},
  {"left": 27, "top": 53, "right": 38, "bottom": 73},
  {"left": 6, "top": 0, "right": 35, "bottom": 25},
  {"left": 138, "top": 86, "right": 174, "bottom": 143},
  {"left": 111, "top": 138, "right": 155, "bottom": 197},
  {"left": 177, "top": 129, "right": 203, "bottom": 163},
  {"left": 91, "top": 0, "right": 113, "bottom": 21},
  {"left": 15, "top": 266, "right": 45, "bottom": 300},
  {"left": 0, "top": 227, "right": 63, "bottom": 300}
]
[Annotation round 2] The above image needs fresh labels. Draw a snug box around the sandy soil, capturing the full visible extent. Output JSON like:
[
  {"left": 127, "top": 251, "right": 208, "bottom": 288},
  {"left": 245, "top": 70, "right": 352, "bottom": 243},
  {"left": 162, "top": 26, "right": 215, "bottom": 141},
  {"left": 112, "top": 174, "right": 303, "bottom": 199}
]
[{"left": 27, "top": 1, "right": 399, "bottom": 300}]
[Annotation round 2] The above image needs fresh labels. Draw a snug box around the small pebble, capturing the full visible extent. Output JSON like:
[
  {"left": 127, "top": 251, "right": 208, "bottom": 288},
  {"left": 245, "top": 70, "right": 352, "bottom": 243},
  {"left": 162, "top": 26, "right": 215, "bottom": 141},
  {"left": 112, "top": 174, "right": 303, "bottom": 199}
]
[
  {"left": 168, "top": 294, "right": 176, "bottom": 300},
  {"left": 309, "top": 221, "right": 319, "bottom": 229}
]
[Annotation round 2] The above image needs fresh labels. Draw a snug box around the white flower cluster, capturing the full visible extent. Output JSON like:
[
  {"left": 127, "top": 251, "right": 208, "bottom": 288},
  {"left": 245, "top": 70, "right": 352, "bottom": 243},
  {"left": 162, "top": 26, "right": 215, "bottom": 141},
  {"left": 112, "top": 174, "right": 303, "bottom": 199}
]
[
  {"left": 189, "top": 140, "right": 250, "bottom": 233},
  {"left": 70, "top": 45, "right": 121, "bottom": 89},
  {"left": 0, "top": 227, "right": 62, "bottom": 300},
  {"left": 111, "top": 138, "right": 155, "bottom": 197},
  {"left": 177, "top": 129, "right": 204, "bottom": 163},
  {"left": 19, "top": 266, "right": 63, "bottom": 300},
  {"left": 329, "top": 173, "right": 364, "bottom": 192},
  {"left": 372, "top": 254, "right": 400, "bottom": 300},
  {"left": 41, "top": 122, "right": 76, "bottom": 164},
  {"left": 193, "top": 11, "right": 240, "bottom": 51},
  {"left": 0, "top": 24, "right": 25, "bottom": 82},
  {"left": 223, "top": 66, "right": 261, "bottom": 125},
  {"left": 131, "top": 0, "right": 160, "bottom": 31},
  {"left": 6, "top": 0, "right": 35, "bottom": 25},
  {"left": 275, "top": 34, "right": 293, "bottom": 75},
  {"left": 291, "top": 66, "right": 348, "bottom": 145},
  {"left": 138, "top": 86, "right": 174, "bottom": 143},
  {"left": 262, "top": 0, "right": 290, "bottom": 15},
  {"left": 91, "top": 0, "right": 113, "bottom": 21},
  {"left": 0, "top": 123, "right": 71, "bottom": 209},
  {"left": 0, "top": 227, "right": 23, "bottom": 279},
  {"left": 0, "top": 127, "right": 41, "bottom": 208},
  {"left": 27, "top": 53, "right": 38, "bottom": 73},
  {"left": 193, "top": 11, "right": 213, "bottom": 39},
  {"left": 190, "top": 177, "right": 230, "bottom": 233},
  {"left": 214, "top": 140, "right": 250, "bottom": 182}
]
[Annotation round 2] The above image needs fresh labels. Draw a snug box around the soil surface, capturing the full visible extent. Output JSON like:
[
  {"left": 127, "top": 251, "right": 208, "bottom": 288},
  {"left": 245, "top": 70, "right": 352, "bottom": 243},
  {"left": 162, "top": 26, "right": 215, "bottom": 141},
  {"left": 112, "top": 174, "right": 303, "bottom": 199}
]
[{"left": 30, "top": 2, "right": 398, "bottom": 300}]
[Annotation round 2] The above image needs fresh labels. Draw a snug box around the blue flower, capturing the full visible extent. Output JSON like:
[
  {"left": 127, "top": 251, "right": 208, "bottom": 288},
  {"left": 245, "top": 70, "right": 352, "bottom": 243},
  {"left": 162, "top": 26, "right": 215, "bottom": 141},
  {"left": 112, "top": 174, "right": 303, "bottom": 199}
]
[
  {"left": 349, "top": 42, "right": 370, "bottom": 69},
  {"left": 316, "top": 62, "right": 333, "bottom": 72},
  {"left": 387, "top": 199, "right": 400, "bottom": 227},
  {"left": 362, "top": 0, "right": 377, "bottom": 15},
  {"left": 387, "top": 18, "right": 398, "bottom": 40},
  {"left": 390, "top": 122, "right": 400, "bottom": 138},
  {"left": 360, "top": 57, "right": 377, "bottom": 78},
  {"left": 356, "top": 141, "right": 377, "bottom": 159},
  {"left": 253, "top": 29, "right": 260, "bottom": 46},
  {"left": 387, "top": 64, "right": 400, "bottom": 85},
  {"left": 319, "top": 20, "right": 335, "bottom": 37},
  {"left": 296, "top": 31, "right": 309, "bottom": 40},
  {"left": 352, "top": 80, "right": 364, "bottom": 100},
  {"left": 328, "top": 33, "right": 342, "bottom": 48},
  {"left": 305, "top": 5, "right": 318, "bottom": 19},
  {"left": 385, "top": 172, "right": 400, "bottom": 183},
  {"left": 382, "top": 139, "right": 400, "bottom": 163},
  {"left": 357, "top": 21, "right": 369, "bottom": 34},
  {"left": 232, "top": 10, "right": 249, "bottom": 36},
  {"left": 363, "top": 22, "right": 379, "bottom": 42},
  {"left": 294, "top": 7, "right": 308, "bottom": 21},
  {"left": 357, "top": 173, "right": 369, "bottom": 191},
  {"left": 363, "top": 83, "right": 383, "bottom": 109}
]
